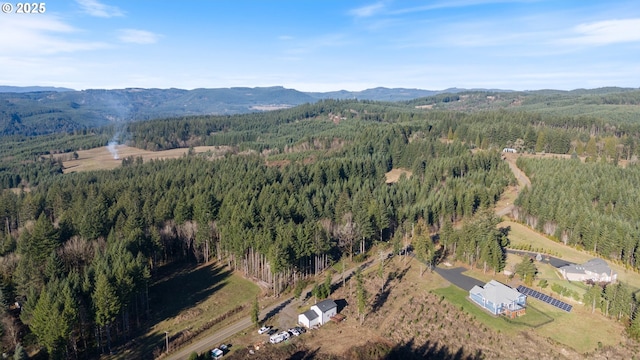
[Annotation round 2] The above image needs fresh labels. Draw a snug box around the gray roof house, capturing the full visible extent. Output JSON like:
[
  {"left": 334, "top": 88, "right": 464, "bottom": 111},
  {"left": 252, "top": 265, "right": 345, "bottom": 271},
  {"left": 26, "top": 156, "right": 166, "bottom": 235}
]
[
  {"left": 559, "top": 258, "right": 617, "bottom": 283},
  {"left": 469, "top": 280, "right": 526, "bottom": 318},
  {"left": 298, "top": 298, "right": 338, "bottom": 328}
]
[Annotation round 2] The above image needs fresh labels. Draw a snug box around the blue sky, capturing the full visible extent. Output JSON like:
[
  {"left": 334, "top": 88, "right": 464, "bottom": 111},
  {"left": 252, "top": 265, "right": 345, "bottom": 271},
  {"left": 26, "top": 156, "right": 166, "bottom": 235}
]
[{"left": 1, "top": 0, "right": 639, "bottom": 91}]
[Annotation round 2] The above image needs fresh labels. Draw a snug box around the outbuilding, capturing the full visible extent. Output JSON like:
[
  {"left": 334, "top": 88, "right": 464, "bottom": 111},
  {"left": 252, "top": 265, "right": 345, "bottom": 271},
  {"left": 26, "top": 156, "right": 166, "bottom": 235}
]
[
  {"left": 298, "top": 309, "right": 320, "bottom": 328},
  {"left": 298, "top": 299, "right": 338, "bottom": 328}
]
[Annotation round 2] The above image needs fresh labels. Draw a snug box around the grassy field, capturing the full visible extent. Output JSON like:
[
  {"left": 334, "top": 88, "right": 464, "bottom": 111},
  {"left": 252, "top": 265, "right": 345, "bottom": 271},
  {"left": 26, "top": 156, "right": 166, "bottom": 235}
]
[
  {"left": 501, "top": 221, "right": 592, "bottom": 263},
  {"left": 385, "top": 168, "right": 412, "bottom": 184},
  {"left": 433, "top": 285, "right": 522, "bottom": 333},
  {"left": 61, "top": 145, "right": 232, "bottom": 173},
  {"left": 114, "top": 261, "right": 260, "bottom": 359},
  {"left": 531, "top": 297, "right": 625, "bottom": 353}
]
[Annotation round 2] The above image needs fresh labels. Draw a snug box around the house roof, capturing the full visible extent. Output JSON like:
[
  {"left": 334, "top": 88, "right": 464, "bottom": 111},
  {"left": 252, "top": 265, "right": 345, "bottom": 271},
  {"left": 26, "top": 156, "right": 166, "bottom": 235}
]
[
  {"left": 582, "top": 258, "right": 614, "bottom": 275},
  {"left": 560, "top": 258, "right": 615, "bottom": 276},
  {"left": 470, "top": 280, "right": 523, "bottom": 305},
  {"left": 302, "top": 309, "right": 318, "bottom": 321},
  {"left": 314, "top": 299, "right": 337, "bottom": 313}
]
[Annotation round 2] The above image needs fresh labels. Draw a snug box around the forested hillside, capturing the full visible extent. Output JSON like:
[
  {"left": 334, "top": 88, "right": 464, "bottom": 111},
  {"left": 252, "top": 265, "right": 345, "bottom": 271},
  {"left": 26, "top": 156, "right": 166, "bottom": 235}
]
[
  {"left": 0, "top": 87, "right": 314, "bottom": 136},
  {"left": 514, "top": 158, "right": 640, "bottom": 266},
  {"left": 2, "top": 90, "right": 640, "bottom": 358},
  {"left": 0, "top": 99, "right": 517, "bottom": 358}
]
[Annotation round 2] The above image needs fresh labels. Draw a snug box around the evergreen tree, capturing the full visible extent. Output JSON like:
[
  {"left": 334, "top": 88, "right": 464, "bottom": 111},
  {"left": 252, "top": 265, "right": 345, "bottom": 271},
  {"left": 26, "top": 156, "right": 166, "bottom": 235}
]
[
  {"left": 583, "top": 284, "right": 603, "bottom": 314},
  {"left": 514, "top": 257, "right": 537, "bottom": 286},
  {"left": 628, "top": 307, "right": 640, "bottom": 340},
  {"left": 93, "top": 272, "right": 120, "bottom": 354},
  {"left": 535, "top": 131, "right": 547, "bottom": 153},
  {"left": 30, "top": 280, "right": 75, "bottom": 359},
  {"left": 13, "top": 343, "right": 27, "bottom": 360},
  {"left": 323, "top": 273, "right": 332, "bottom": 298}
]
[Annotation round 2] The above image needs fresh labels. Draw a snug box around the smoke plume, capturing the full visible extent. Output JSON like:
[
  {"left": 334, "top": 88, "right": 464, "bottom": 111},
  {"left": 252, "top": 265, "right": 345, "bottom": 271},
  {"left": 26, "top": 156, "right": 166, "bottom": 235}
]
[{"left": 107, "top": 140, "right": 119, "bottom": 160}]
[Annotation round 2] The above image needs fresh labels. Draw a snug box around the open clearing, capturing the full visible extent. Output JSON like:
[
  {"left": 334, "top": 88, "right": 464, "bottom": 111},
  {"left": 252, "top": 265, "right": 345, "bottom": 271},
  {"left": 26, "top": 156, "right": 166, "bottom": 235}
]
[
  {"left": 385, "top": 168, "right": 412, "bottom": 183},
  {"left": 61, "top": 145, "right": 232, "bottom": 173}
]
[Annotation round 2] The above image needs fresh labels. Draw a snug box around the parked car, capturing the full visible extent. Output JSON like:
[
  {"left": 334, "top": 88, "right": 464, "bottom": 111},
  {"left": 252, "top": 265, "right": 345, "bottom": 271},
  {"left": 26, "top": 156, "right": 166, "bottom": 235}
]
[
  {"left": 258, "top": 326, "right": 272, "bottom": 334},
  {"left": 288, "top": 328, "right": 300, "bottom": 336},
  {"left": 211, "top": 348, "right": 224, "bottom": 359}
]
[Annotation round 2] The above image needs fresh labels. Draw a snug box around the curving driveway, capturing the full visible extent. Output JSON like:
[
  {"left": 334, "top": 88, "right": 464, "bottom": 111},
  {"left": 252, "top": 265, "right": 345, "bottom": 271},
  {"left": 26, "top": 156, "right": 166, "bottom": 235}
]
[{"left": 433, "top": 267, "right": 484, "bottom": 291}]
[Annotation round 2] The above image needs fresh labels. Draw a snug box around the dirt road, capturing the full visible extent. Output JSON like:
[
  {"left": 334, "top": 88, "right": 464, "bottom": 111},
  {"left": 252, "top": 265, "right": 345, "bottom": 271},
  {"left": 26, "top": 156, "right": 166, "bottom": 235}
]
[{"left": 503, "top": 153, "right": 531, "bottom": 189}]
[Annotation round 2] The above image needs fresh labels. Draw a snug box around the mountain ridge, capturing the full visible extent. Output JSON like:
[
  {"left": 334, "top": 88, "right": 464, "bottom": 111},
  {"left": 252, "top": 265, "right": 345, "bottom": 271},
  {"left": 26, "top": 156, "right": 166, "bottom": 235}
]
[{"left": 1, "top": 85, "right": 638, "bottom": 137}]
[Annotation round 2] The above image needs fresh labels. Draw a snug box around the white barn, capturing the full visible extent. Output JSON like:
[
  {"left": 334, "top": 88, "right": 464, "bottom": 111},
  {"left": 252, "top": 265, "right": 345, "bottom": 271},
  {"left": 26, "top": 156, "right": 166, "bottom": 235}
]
[{"left": 298, "top": 299, "right": 337, "bottom": 328}]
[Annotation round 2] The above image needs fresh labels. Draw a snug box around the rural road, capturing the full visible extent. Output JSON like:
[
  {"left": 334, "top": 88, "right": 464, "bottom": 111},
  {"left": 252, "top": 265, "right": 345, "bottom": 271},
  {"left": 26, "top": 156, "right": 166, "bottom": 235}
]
[
  {"left": 166, "top": 254, "right": 386, "bottom": 360},
  {"left": 166, "top": 303, "right": 268, "bottom": 360},
  {"left": 495, "top": 153, "right": 531, "bottom": 218},
  {"left": 503, "top": 153, "right": 531, "bottom": 189}
]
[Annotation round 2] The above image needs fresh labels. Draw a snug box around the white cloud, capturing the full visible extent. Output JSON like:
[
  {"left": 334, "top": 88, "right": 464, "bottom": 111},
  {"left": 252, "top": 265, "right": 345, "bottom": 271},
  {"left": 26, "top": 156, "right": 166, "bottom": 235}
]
[
  {"left": 118, "top": 29, "right": 161, "bottom": 44},
  {"left": 560, "top": 18, "right": 640, "bottom": 45},
  {"left": 0, "top": 15, "right": 108, "bottom": 55},
  {"left": 349, "top": 2, "right": 385, "bottom": 18},
  {"left": 76, "top": 0, "right": 124, "bottom": 18}
]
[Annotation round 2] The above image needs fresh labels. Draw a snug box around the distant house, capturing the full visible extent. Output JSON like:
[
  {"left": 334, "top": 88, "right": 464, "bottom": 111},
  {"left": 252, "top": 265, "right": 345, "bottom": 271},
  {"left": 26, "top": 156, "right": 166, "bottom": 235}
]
[
  {"left": 469, "top": 280, "right": 526, "bottom": 318},
  {"left": 559, "top": 258, "right": 617, "bottom": 283},
  {"left": 298, "top": 298, "right": 337, "bottom": 328}
]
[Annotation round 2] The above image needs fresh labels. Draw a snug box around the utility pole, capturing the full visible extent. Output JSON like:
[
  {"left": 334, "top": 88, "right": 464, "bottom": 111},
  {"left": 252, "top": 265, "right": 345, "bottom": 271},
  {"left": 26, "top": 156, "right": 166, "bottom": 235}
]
[{"left": 165, "top": 331, "right": 169, "bottom": 354}]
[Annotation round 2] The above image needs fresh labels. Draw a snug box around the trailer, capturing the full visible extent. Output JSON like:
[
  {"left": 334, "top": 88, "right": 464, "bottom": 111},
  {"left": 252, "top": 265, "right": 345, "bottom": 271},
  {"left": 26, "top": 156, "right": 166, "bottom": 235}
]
[{"left": 269, "top": 331, "right": 290, "bottom": 344}]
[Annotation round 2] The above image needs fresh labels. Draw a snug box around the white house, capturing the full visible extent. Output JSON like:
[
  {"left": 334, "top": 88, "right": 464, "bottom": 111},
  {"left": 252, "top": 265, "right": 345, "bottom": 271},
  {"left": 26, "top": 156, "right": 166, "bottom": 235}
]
[
  {"left": 298, "top": 298, "right": 337, "bottom": 328},
  {"left": 559, "top": 258, "right": 617, "bottom": 283}
]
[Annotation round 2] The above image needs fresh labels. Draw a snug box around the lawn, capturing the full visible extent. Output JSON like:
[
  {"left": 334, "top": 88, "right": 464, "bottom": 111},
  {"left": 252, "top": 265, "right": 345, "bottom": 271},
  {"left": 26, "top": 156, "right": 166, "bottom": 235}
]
[
  {"left": 508, "top": 304, "right": 553, "bottom": 328},
  {"left": 530, "top": 296, "right": 625, "bottom": 353},
  {"left": 501, "top": 221, "right": 592, "bottom": 263},
  {"left": 434, "top": 280, "right": 626, "bottom": 354},
  {"left": 432, "top": 285, "right": 521, "bottom": 333}
]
